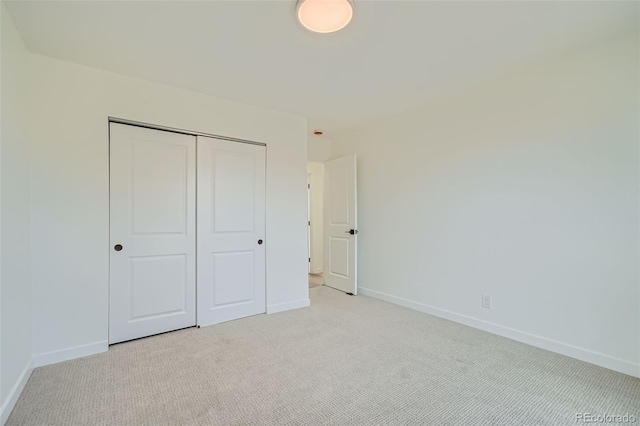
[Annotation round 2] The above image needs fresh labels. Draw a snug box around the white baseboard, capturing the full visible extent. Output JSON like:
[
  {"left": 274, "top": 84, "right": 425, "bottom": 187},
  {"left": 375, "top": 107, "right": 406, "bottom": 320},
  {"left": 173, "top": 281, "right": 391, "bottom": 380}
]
[
  {"left": 33, "top": 341, "right": 108, "bottom": 368},
  {"left": 359, "top": 287, "right": 640, "bottom": 378},
  {"left": 0, "top": 359, "right": 32, "bottom": 425},
  {"left": 267, "top": 298, "right": 310, "bottom": 314}
]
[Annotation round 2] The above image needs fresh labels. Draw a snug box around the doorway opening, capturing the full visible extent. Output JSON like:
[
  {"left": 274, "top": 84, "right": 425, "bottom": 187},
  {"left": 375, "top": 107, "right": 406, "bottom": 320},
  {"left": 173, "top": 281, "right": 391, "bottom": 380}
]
[
  {"left": 307, "top": 162, "right": 325, "bottom": 288},
  {"left": 307, "top": 155, "right": 358, "bottom": 294}
]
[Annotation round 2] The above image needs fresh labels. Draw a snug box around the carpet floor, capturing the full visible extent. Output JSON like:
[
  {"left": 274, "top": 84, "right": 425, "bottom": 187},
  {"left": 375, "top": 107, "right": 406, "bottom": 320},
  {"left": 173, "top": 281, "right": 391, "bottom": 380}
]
[{"left": 8, "top": 286, "right": 640, "bottom": 425}]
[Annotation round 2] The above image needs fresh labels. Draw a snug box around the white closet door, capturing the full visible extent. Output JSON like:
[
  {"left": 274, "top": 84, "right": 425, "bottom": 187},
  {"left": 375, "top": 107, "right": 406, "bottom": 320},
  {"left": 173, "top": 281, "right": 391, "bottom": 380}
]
[
  {"left": 109, "top": 123, "right": 196, "bottom": 344},
  {"left": 197, "top": 136, "right": 266, "bottom": 327}
]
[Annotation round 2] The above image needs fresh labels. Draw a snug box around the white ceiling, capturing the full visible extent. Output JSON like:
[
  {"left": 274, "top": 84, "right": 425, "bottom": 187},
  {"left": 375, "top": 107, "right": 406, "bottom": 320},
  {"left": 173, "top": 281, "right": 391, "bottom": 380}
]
[{"left": 5, "top": 0, "right": 639, "bottom": 137}]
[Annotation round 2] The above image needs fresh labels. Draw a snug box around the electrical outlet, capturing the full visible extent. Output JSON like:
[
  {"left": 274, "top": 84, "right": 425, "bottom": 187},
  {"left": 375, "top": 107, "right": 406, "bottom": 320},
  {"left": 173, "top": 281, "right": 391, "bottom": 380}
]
[{"left": 482, "top": 294, "right": 492, "bottom": 309}]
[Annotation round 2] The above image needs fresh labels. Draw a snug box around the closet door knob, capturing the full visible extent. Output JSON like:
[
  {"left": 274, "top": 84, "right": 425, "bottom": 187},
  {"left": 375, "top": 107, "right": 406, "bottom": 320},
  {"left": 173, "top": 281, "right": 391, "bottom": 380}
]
[
  {"left": 257, "top": 239, "right": 263, "bottom": 245},
  {"left": 114, "top": 244, "right": 123, "bottom": 252}
]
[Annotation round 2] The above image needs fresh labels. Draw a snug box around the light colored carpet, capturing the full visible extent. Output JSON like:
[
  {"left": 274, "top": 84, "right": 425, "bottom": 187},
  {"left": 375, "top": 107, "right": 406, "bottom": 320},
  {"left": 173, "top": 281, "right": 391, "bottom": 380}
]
[
  {"left": 309, "top": 273, "right": 324, "bottom": 288},
  {"left": 8, "top": 286, "right": 640, "bottom": 425}
]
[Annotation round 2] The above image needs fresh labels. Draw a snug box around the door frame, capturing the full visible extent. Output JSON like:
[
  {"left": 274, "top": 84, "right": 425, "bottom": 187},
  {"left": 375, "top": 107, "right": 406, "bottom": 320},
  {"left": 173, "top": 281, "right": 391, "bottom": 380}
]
[
  {"left": 109, "top": 117, "right": 268, "bottom": 146},
  {"left": 307, "top": 173, "right": 311, "bottom": 273},
  {"left": 107, "top": 117, "right": 268, "bottom": 342}
]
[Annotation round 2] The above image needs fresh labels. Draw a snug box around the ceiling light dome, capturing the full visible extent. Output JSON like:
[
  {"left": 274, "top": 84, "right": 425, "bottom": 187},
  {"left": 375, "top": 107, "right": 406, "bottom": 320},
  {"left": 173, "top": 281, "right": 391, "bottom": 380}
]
[{"left": 297, "top": 0, "right": 354, "bottom": 34}]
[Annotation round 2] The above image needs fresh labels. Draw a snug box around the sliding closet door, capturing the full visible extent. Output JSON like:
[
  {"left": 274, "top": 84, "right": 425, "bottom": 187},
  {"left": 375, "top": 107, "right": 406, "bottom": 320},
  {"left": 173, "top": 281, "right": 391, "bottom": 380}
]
[
  {"left": 109, "top": 123, "right": 196, "bottom": 344},
  {"left": 197, "top": 136, "right": 266, "bottom": 327}
]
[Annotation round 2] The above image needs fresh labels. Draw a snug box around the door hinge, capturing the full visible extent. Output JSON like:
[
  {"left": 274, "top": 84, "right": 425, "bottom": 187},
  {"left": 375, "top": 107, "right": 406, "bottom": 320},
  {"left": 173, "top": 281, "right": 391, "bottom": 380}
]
[
  {"left": 308, "top": 183, "right": 310, "bottom": 189},
  {"left": 309, "top": 257, "right": 311, "bottom": 263},
  {"left": 308, "top": 221, "right": 311, "bottom": 226}
]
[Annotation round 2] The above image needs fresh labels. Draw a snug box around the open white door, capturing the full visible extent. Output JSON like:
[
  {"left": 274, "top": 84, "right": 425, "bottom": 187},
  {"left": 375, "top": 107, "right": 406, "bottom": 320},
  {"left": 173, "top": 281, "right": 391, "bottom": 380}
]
[
  {"left": 323, "top": 154, "right": 357, "bottom": 294},
  {"left": 109, "top": 123, "right": 197, "bottom": 344},
  {"left": 196, "top": 136, "right": 266, "bottom": 326}
]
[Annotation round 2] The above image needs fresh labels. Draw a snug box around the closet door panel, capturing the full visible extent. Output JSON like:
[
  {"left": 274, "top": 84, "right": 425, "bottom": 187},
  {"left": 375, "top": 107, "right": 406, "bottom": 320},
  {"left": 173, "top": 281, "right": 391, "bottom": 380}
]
[
  {"left": 109, "top": 123, "right": 196, "bottom": 344},
  {"left": 197, "top": 137, "right": 266, "bottom": 326}
]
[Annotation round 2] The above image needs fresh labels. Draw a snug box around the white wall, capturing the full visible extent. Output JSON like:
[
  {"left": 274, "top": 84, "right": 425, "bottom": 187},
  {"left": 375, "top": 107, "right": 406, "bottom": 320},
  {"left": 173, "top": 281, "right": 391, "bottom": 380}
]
[
  {"left": 27, "top": 53, "right": 309, "bottom": 364},
  {"left": 308, "top": 137, "right": 332, "bottom": 163},
  {"left": 0, "top": 5, "right": 33, "bottom": 423},
  {"left": 332, "top": 34, "right": 640, "bottom": 377},
  {"left": 307, "top": 162, "right": 324, "bottom": 274}
]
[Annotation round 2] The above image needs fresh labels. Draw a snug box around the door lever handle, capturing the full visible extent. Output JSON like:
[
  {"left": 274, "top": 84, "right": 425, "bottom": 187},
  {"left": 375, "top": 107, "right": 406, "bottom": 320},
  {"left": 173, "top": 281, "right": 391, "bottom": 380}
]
[{"left": 345, "top": 229, "right": 358, "bottom": 235}]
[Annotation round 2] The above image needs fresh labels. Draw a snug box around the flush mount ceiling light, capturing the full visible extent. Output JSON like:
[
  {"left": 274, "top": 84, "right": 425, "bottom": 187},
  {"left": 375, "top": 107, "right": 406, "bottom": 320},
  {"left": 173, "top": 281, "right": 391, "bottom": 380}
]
[{"left": 296, "top": 0, "right": 354, "bottom": 33}]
